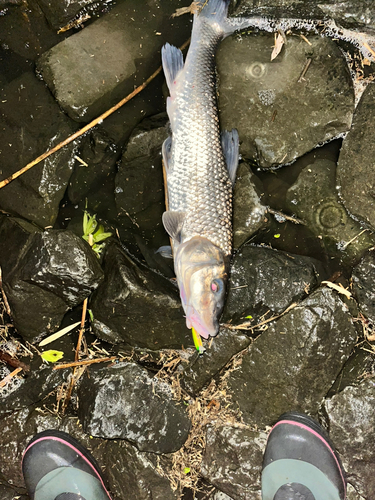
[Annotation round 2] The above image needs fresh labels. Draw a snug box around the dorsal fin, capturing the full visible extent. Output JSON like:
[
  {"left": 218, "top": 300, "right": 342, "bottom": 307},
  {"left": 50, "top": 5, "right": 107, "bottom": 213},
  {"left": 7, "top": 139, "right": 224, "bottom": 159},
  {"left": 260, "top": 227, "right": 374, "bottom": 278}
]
[
  {"left": 221, "top": 129, "right": 239, "bottom": 185},
  {"left": 162, "top": 211, "right": 185, "bottom": 242}
]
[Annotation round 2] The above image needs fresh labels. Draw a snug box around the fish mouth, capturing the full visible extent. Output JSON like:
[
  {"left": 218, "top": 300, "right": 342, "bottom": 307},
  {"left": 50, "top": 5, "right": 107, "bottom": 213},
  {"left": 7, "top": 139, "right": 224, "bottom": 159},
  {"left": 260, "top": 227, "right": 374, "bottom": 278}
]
[{"left": 186, "top": 305, "right": 219, "bottom": 339}]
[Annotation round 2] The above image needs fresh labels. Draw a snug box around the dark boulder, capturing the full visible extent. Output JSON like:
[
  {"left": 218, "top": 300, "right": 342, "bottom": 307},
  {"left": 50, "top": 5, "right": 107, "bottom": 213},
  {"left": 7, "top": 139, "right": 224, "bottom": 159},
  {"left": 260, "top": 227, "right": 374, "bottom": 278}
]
[{"left": 77, "top": 362, "right": 191, "bottom": 454}]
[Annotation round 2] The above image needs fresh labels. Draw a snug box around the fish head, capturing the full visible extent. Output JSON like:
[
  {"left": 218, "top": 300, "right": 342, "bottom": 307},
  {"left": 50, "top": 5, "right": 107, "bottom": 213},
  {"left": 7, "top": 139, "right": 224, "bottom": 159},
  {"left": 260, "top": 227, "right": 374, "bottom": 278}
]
[{"left": 174, "top": 237, "right": 228, "bottom": 339}]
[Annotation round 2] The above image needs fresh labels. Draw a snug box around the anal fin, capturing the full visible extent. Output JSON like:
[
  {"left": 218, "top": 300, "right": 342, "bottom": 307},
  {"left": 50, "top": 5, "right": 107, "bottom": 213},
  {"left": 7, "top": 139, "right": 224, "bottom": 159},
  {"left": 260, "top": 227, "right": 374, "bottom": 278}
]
[{"left": 161, "top": 43, "right": 184, "bottom": 93}]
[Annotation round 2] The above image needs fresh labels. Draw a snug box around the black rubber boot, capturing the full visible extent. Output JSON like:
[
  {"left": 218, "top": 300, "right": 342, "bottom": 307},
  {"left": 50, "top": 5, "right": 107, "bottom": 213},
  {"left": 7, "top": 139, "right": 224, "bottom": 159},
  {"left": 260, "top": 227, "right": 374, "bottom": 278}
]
[
  {"left": 22, "top": 430, "right": 112, "bottom": 500},
  {"left": 261, "top": 412, "right": 346, "bottom": 500}
]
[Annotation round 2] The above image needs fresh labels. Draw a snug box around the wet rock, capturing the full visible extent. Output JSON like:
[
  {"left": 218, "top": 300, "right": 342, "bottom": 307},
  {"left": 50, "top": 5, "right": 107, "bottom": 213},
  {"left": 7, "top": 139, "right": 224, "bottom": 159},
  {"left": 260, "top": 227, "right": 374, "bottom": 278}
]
[
  {"left": 0, "top": 72, "right": 78, "bottom": 227},
  {"left": 223, "top": 244, "right": 325, "bottom": 325},
  {"left": 201, "top": 425, "right": 266, "bottom": 500},
  {"left": 233, "top": 162, "right": 267, "bottom": 249},
  {"left": 36, "top": 1, "right": 190, "bottom": 122},
  {"left": 0, "top": 406, "right": 176, "bottom": 500},
  {"left": 317, "top": 1, "right": 375, "bottom": 30},
  {"left": 337, "top": 84, "right": 375, "bottom": 232},
  {"left": 217, "top": 34, "right": 354, "bottom": 168},
  {"left": 180, "top": 327, "right": 251, "bottom": 396},
  {"left": 226, "top": 287, "right": 357, "bottom": 427},
  {"left": 0, "top": 364, "right": 67, "bottom": 418},
  {"left": 115, "top": 113, "right": 169, "bottom": 249},
  {"left": 0, "top": 216, "right": 40, "bottom": 280},
  {"left": 286, "top": 158, "right": 375, "bottom": 262},
  {"left": 77, "top": 361, "right": 191, "bottom": 454},
  {"left": 328, "top": 347, "right": 375, "bottom": 396},
  {"left": 3, "top": 229, "right": 103, "bottom": 341},
  {"left": 90, "top": 242, "right": 192, "bottom": 349},
  {"left": 324, "top": 378, "right": 375, "bottom": 499},
  {"left": 102, "top": 439, "right": 178, "bottom": 500},
  {"left": 352, "top": 249, "right": 375, "bottom": 323},
  {"left": 35, "top": 0, "right": 98, "bottom": 30},
  {"left": 68, "top": 128, "right": 120, "bottom": 206}
]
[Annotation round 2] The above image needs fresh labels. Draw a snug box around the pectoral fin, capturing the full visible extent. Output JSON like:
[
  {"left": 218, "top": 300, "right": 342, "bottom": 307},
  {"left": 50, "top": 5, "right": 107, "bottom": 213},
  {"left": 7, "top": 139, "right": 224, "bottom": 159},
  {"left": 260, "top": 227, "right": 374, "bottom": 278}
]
[
  {"left": 162, "top": 136, "right": 172, "bottom": 173},
  {"left": 221, "top": 129, "right": 239, "bottom": 186},
  {"left": 162, "top": 211, "right": 185, "bottom": 243}
]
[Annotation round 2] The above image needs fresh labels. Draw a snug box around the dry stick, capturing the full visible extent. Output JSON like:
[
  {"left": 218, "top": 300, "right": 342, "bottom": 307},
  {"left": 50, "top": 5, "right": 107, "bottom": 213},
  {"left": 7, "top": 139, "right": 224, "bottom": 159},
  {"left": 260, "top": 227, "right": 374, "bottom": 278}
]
[
  {"left": 0, "top": 367, "right": 22, "bottom": 388},
  {"left": 0, "top": 38, "right": 190, "bottom": 190},
  {"left": 75, "top": 297, "right": 88, "bottom": 362},
  {"left": 0, "top": 350, "right": 30, "bottom": 372},
  {"left": 53, "top": 356, "right": 118, "bottom": 370},
  {"left": 0, "top": 267, "right": 11, "bottom": 316}
]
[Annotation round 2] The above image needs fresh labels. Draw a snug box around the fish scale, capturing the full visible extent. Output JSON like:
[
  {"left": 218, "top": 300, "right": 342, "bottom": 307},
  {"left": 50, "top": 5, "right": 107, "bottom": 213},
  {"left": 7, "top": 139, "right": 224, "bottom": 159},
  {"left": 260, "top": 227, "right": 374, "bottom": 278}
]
[{"left": 165, "top": 14, "right": 233, "bottom": 256}]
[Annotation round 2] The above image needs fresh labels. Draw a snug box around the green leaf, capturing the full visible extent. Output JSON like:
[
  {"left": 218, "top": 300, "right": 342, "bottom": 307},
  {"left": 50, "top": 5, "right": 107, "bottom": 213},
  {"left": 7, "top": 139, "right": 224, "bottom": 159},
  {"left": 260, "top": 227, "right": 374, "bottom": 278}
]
[
  {"left": 245, "top": 315, "right": 253, "bottom": 319},
  {"left": 183, "top": 467, "right": 190, "bottom": 474},
  {"left": 41, "top": 350, "right": 64, "bottom": 363},
  {"left": 88, "top": 309, "right": 94, "bottom": 322},
  {"left": 93, "top": 231, "right": 112, "bottom": 243},
  {"left": 274, "top": 233, "right": 281, "bottom": 239}
]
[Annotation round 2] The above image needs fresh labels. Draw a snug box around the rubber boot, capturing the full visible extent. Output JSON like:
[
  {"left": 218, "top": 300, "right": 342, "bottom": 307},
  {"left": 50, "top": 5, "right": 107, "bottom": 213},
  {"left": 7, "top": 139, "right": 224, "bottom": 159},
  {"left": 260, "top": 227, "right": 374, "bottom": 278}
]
[
  {"left": 262, "top": 412, "right": 346, "bottom": 500},
  {"left": 22, "top": 430, "right": 112, "bottom": 500}
]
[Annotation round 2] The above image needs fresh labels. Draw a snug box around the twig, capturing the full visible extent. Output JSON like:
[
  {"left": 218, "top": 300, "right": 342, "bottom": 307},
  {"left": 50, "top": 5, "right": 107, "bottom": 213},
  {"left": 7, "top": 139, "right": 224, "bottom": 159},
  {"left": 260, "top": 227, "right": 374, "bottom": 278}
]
[
  {"left": 0, "top": 367, "right": 22, "bottom": 388},
  {"left": 0, "top": 38, "right": 190, "bottom": 190},
  {"left": 0, "top": 267, "right": 11, "bottom": 316},
  {"left": 226, "top": 302, "right": 298, "bottom": 330},
  {"left": 267, "top": 207, "right": 306, "bottom": 225},
  {"left": 298, "top": 58, "right": 312, "bottom": 82},
  {"left": 53, "top": 356, "right": 118, "bottom": 370},
  {"left": 0, "top": 350, "right": 30, "bottom": 372},
  {"left": 341, "top": 229, "right": 368, "bottom": 250},
  {"left": 75, "top": 298, "right": 88, "bottom": 362}
]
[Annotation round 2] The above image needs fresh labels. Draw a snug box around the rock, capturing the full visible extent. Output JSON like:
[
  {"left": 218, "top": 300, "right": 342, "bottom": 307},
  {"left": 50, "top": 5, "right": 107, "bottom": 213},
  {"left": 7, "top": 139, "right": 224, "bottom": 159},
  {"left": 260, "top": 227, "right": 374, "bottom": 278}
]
[
  {"left": 0, "top": 216, "right": 40, "bottom": 280},
  {"left": 90, "top": 242, "right": 192, "bottom": 349},
  {"left": 115, "top": 113, "right": 169, "bottom": 249},
  {"left": 0, "top": 72, "right": 78, "bottom": 227},
  {"left": 217, "top": 34, "right": 354, "bottom": 168},
  {"left": 352, "top": 249, "right": 375, "bottom": 322},
  {"left": 0, "top": 364, "right": 67, "bottom": 418},
  {"left": 324, "top": 378, "right": 375, "bottom": 499},
  {"left": 3, "top": 229, "right": 103, "bottom": 341},
  {"left": 317, "top": 1, "right": 375, "bottom": 30},
  {"left": 77, "top": 361, "right": 191, "bottom": 454},
  {"left": 36, "top": 1, "right": 191, "bottom": 122},
  {"left": 180, "top": 327, "right": 251, "bottom": 396},
  {"left": 201, "top": 425, "right": 266, "bottom": 500},
  {"left": 286, "top": 158, "right": 375, "bottom": 262},
  {"left": 223, "top": 244, "right": 325, "bottom": 325},
  {"left": 68, "top": 128, "right": 121, "bottom": 206},
  {"left": 337, "top": 84, "right": 375, "bottom": 231},
  {"left": 0, "top": 406, "right": 177, "bottom": 499},
  {"left": 233, "top": 162, "right": 267, "bottom": 249},
  {"left": 35, "top": 0, "right": 98, "bottom": 30},
  {"left": 226, "top": 287, "right": 357, "bottom": 427},
  {"left": 102, "top": 439, "right": 178, "bottom": 500}
]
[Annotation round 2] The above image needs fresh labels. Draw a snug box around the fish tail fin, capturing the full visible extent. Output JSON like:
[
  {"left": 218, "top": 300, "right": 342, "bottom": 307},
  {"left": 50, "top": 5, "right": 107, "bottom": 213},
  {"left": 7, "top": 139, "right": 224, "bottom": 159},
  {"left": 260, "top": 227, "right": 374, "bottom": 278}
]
[{"left": 197, "top": 0, "right": 255, "bottom": 37}]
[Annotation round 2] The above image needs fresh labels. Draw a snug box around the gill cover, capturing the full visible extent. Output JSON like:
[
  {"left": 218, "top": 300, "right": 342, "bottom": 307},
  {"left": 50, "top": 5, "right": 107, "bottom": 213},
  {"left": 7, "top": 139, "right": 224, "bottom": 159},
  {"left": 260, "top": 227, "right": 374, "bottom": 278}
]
[{"left": 174, "top": 237, "right": 228, "bottom": 339}]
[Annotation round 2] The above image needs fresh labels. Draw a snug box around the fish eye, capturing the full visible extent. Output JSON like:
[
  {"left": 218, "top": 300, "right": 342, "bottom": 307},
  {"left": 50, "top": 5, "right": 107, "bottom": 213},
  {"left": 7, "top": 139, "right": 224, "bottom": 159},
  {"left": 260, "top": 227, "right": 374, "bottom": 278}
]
[{"left": 211, "top": 279, "right": 223, "bottom": 293}]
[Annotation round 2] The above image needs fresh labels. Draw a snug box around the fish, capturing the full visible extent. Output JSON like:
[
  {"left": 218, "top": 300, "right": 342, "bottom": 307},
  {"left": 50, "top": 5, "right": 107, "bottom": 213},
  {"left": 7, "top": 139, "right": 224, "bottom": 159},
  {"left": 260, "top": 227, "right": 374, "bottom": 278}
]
[
  {"left": 160, "top": 0, "right": 251, "bottom": 340},
  {"left": 160, "top": 0, "right": 375, "bottom": 342}
]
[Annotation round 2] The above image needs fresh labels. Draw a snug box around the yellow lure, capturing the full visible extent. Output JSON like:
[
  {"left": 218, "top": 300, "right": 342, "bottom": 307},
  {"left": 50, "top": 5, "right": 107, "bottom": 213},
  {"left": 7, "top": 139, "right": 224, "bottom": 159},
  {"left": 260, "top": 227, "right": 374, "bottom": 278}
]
[{"left": 191, "top": 327, "right": 205, "bottom": 355}]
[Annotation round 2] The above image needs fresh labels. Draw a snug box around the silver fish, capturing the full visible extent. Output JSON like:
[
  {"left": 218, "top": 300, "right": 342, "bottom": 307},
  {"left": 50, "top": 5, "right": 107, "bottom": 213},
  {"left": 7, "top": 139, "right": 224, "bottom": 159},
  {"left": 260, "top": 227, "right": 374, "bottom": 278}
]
[
  {"left": 161, "top": 0, "right": 375, "bottom": 341},
  {"left": 161, "top": 0, "right": 250, "bottom": 339}
]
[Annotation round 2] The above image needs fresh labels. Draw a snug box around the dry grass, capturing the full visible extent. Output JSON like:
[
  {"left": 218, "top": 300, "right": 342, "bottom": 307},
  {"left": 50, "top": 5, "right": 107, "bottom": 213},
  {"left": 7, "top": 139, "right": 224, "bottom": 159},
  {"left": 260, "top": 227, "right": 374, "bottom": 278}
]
[{"left": 155, "top": 350, "right": 246, "bottom": 496}]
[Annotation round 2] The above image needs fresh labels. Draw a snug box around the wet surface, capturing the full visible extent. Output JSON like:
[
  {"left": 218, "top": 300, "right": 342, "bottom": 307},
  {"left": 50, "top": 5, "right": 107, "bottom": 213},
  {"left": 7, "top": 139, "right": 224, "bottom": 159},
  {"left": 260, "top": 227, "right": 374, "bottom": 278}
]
[{"left": 0, "top": 1, "right": 375, "bottom": 499}]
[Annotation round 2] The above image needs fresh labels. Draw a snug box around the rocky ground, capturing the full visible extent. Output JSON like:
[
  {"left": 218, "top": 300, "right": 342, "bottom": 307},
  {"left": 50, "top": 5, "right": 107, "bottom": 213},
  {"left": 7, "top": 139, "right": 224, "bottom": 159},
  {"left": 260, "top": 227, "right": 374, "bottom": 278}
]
[{"left": 1, "top": 0, "right": 375, "bottom": 499}]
